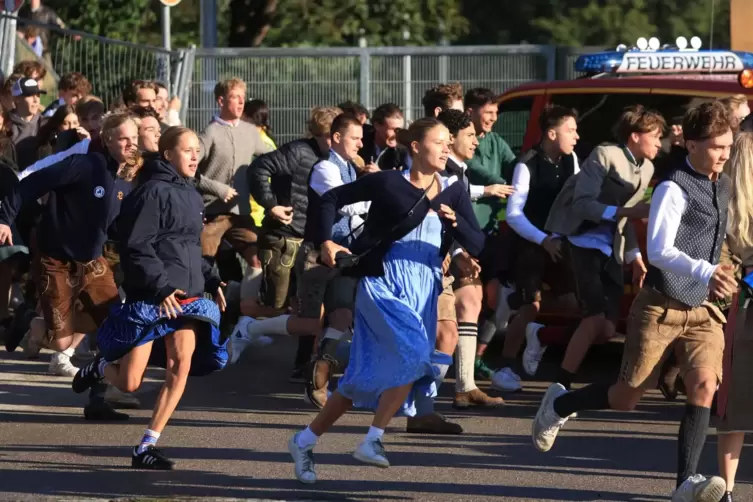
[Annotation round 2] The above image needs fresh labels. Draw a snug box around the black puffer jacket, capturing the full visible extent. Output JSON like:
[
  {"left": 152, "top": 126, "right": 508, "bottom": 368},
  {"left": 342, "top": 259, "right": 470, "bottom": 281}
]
[
  {"left": 119, "top": 159, "right": 221, "bottom": 304},
  {"left": 248, "top": 137, "right": 328, "bottom": 238}
]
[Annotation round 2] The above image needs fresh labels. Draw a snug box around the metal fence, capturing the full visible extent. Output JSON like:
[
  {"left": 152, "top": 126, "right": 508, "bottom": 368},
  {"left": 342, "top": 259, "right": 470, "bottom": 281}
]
[
  {"left": 186, "top": 45, "right": 556, "bottom": 145},
  {"left": 0, "top": 12, "right": 192, "bottom": 115},
  {"left": 0, "top": 10, "right": 608, "bottom": 147}
]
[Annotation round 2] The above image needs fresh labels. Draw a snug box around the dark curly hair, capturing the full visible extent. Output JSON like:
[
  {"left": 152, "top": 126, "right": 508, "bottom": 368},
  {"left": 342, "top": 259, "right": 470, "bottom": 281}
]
[{"left": 436, "top": 108, "right": 472, "bottom": 136}]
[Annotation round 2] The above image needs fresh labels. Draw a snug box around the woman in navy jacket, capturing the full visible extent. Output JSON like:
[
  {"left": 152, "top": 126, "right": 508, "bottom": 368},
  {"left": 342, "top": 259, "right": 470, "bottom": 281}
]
[
  {"left": 73, "top": 126, "right": 227, "bottom": 471},
  {"left": 287, "top": 118, "right": 485, "bottom": 484}
]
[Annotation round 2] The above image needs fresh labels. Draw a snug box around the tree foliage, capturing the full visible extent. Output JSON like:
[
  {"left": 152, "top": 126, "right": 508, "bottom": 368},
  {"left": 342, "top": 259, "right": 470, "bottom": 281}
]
[{"left": 40, "top": 0, "right": 732, "bottom": 50}]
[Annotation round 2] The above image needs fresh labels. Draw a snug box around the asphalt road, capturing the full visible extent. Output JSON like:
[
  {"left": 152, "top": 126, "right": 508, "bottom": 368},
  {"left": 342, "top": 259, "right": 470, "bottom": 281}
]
[{"left": 0, "top": 337, "right": 750, "bottom": 502}]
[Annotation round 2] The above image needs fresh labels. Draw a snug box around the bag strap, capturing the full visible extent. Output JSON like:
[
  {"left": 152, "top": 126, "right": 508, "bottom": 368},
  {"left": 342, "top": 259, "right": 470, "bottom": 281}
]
[{"left": 350, "top": 175, "right": 436, "bottom": 260}]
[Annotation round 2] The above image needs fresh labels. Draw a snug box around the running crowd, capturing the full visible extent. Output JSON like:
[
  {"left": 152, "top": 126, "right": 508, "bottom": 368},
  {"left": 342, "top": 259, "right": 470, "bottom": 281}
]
[{"left": 1, "top": 58, "right": 752, "bottom": 502}]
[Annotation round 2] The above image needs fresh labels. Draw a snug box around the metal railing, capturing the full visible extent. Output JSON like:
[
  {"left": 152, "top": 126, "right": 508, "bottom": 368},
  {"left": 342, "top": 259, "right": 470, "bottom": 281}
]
[
  {"left": 186, "top": 45, "right": 556, "bottom": 145},
  {"left": 0, "top": 10, "right": 609, "bottom": 147},
  {"left": 0, "top": 12, "right": 191, "bottom": 114}
]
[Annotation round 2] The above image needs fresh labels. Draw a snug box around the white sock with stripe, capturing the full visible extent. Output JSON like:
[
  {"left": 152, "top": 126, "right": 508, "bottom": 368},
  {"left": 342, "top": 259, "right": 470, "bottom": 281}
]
[{"left": 136, "top": 429, "right": 160, "bottom": 454}]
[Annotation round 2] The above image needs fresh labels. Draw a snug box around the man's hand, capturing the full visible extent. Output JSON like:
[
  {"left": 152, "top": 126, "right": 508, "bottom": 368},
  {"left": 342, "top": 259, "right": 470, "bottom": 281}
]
[
  {"left": 223, "top": 187, "right": 238, "bottom": 203},
  {"left": 321, "top": 240, "right": 350, "bottom": 268},
  {"left": 632, "top": 256, "right": 647, "bottom": 289},
  {"left": 0, "top": 224, "right": 12, "bottom": 246},
  {"left": 617, "top": 202, "right": 650, "bottom": 220},
  {"left": 441, "top": 253, "right": 452, "bottom": 275},
  {"left": 453, "top": 251, "right": 481, "bottom": 280},
  {"left": 541, "top": 236, "right": 562, "bottom": 262},
  {"left": 215, "top": 283, "right": 227, "bottom": 312},
  {"left": 270, "top": 206, "right": 293, "bottom": 225},
  {"left": 709, "top": 264, "right": 737, "bottom": 300},
  {"left": 484, "top": 184, "right": 515, "bottom": 199},
  {"left": 169, "top": 96, "right": 182, "bottom": 112},
  {"left": 364, "top": 162, "right": 381, "bottom": 174},
  {"left": 438, "top": 204, "right": 457, "bottom": 227},
  {"left": 75, "top": 127, "right": 90, "bottom": 140}
]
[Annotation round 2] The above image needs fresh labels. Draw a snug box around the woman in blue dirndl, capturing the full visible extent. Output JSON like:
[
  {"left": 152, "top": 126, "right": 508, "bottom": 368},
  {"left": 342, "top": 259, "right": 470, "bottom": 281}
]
[
  {"left": 288, "top": 118, "right": 485, "bottom": 484},
  {"left": 72, "top": 126, "right": 228, "bottom": 470}
]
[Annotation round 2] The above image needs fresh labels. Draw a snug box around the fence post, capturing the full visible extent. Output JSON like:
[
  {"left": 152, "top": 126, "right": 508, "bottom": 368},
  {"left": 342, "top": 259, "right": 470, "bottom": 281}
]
[
  {"left": 359, "top": 48, "right": 370, "bottom": 110},
  {"left": 176, "top": 46, "right": 195, "bottom": 125},
  {"left": 544, "top": 44, "right": 556, "bottom": 82},
  {"left": 438, "top": 38, "right": 449, "bottom": 83},
  {"left": 403, "top": 54, "right": 412, "bottom": 122},
  {"left": 0, "top": 13, "right": 17, "bottom": 78}
]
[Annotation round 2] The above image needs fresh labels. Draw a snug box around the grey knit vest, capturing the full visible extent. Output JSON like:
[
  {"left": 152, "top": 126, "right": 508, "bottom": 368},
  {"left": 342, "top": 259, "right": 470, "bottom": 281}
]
[{"left": 645, "top": 163, "right": 730, "bottom": 307}]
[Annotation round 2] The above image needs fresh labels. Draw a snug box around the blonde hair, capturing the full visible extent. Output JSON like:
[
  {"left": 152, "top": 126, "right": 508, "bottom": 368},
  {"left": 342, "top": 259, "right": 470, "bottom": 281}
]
[
  {"left": 721, "top": 94, "right": 748, "bottom": 112},
  {"left": 306, "top": 106, "right": 342, "bottom": 138},
  {"left": 214, "top": 78, "right": 246, "bottom": 101},
  {"left": 726, "top": 132, "right": 753, "bottom": 251}
]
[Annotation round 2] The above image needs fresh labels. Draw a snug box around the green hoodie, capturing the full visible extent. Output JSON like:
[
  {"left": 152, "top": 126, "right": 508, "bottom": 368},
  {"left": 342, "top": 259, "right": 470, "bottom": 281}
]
[{"left": 466, "top": 131, "right": 516, "bottom": 233}]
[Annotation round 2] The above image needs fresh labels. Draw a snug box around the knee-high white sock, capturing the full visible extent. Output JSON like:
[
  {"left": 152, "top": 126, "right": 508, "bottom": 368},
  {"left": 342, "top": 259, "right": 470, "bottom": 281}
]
[
  {"left": 240, "top": 267, "right": 263, "bottom": 300},
  {"left": 323, "top": 327, "right": 344, "bottom": 340},
  {"left": 246, "top": 314, "right": 291, "bottom": 337},
  {"left": 455, "top": 322, "right": 478, "bottom": 393}
]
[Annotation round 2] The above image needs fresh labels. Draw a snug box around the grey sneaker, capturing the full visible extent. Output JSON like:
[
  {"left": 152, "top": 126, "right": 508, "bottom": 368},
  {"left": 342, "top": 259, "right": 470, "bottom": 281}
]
[
  {"left": 671, "top": 474, "right": 726, "bottom": 502},
  {"left": 353, "top": 438, "right": 390, "bottom": 468},
  {"left": 288, "top": 432, "right": 316, "bottom": 484},
  {"left": 532, "top": 383, "right": 569, "bottom": 452}
]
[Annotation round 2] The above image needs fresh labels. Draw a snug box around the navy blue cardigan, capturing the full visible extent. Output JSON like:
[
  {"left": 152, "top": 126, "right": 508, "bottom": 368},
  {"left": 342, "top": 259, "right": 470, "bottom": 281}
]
[{"left": 317, "top": 170, "right": 485, "bottom": 277}]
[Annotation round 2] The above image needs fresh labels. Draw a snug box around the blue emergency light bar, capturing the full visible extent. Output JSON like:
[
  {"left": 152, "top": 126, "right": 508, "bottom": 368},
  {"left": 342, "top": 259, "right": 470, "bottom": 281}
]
[{"left": 575, "top": 49, "right": 753, "bottom": 75}]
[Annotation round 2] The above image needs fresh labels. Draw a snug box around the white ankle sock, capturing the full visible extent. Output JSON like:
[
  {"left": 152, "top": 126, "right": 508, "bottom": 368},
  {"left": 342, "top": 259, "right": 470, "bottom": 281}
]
[
  {"left": 365, "top": 426, "right": 384, "bottom": 443},
  {"left": 247, "top": 314, "right": 290, "bottom": 337},
  {"left": 240, "top": 267, "right": 263, "bottom": 300},
  {"left": 136, "top": 428, "right": 160, "bottom": 454},
  {"left": 296, "top": 426, "right": 319, "bottom": 449},
  {"left": 61, "top": 347, "right": 75, "bottom": 358},
  {"left": 97, "top": 358, "right": 109, "bottom": 377}
]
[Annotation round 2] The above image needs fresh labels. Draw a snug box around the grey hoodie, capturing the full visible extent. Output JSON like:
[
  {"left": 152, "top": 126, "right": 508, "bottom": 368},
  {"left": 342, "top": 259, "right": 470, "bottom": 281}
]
[{"left": 10, "top": 112, "right": 43, "bottom": 169}]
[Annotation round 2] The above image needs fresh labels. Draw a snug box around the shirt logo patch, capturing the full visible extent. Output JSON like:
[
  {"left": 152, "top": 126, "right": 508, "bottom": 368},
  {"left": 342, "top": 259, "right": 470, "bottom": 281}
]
[
  {"left": 94, "top": 186, "right": 105, "bottom": 198},
  {"left": 117, "top": 191, "right": 124, "bottom": 200}
]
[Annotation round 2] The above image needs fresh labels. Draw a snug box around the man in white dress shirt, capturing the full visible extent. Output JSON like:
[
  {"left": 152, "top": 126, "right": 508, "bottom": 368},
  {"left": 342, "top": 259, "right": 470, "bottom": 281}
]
[
  {"left": 491, "top": 105, "right": 580, "bottom": 393},
  {"left": 532, "top": 101, "right": 737, "bottom": 502}
]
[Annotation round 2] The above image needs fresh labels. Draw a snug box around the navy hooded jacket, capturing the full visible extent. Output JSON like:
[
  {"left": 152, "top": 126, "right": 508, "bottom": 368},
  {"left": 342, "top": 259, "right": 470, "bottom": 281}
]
[
  {"left": 0, "top": 149, "right": 134, "bottom": 262},
  {"left": 118, "top": 158, "right": 221, "bottom": 304}
]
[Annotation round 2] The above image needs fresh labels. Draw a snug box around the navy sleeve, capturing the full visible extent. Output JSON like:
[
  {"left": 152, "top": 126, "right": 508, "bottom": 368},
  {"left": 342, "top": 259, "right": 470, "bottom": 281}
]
[
  {"left": 0, "top": 155, "right": 81, "bottom": 227},
  {"left": 119, "top": 189, "right": 173, "bottom": 303},
  {"left": 318, "top": 170, "right": 387, "bottom": 244},
  {"left": 433, "top": 183, "right": 485, "bottom": 257},
  {"left": 201, "top": 256, "right": 222, "bottom": 294}
]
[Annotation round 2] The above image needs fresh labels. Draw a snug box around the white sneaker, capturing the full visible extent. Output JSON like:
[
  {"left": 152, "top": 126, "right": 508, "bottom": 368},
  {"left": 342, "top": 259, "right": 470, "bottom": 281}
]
[
  {"left": 288, "top": 432, "right": 317, "bottom": 484},
  {"left": 353, "top": 438, "right": 390, "bottom": 468},
  {"left": 228, "top": 317, "right": 252, "bottom": 364},
  {"left": 491, "top": 367, "right": 522, "bottom": 392},
  {"left": 105, "top": 385, "right": 141, "bottom": 409},
  {"left": 671, "top": 474, "right": 726, "bottom": 502},
  {"left": 522, "top": 322, "right": 547, "bottom": 376},
  {"left": 48, "top": 352, "right": 79, "bottom": 377},
  {"left": 532, "top": 383, "right": 569, "bottom": 452}
]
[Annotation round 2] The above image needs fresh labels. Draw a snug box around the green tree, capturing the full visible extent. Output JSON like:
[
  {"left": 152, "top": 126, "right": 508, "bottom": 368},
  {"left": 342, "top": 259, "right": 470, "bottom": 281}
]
[{"left": 228, "top": 0, "right": 468, "bottom": 47}]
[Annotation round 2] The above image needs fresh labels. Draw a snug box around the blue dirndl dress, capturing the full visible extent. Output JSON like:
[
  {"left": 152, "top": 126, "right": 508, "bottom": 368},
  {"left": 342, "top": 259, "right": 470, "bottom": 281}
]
[
  {"left": 96, "top": 297, "right": 228, "bottom": 377},
  {"left": 337, "top": 211, "right": 450, "bottom": 416}
]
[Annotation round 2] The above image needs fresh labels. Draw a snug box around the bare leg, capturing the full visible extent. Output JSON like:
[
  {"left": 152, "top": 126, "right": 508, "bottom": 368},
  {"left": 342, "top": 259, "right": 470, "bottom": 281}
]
[
  {"left": 309, "top": 391, "right": 353, "bottom": 436},
  {"left": 718, "top": 432, "right": 744, "bottom": 493},
  {"left": 103, "top": 340, "right": 154, "bottom": 393},
  {"left": 503, "top": 302, "right": 539, "bottom": 360},
  {"left": 561, "top": 315, "right": 609, "bottom": 373},
  {"left": 372, "top": 383, "right": 413, "bottom": 429},
  {"left": 147, "top": 326, "right": 196, "bottom": 433}
]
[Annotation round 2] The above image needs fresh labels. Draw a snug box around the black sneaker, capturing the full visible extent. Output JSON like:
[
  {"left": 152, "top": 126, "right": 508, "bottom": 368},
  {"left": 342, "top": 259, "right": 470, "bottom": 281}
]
[
  {"left": 84, "top": 402, "right": 129, "bottom": 421},
  {"left": 72, "top": 358, "right": 102, "bottom": 394},
  {"left": 131, "top": 446, "right": 175, "bottom": 470},
  {"left": 4, "top": 304, "right": 35, "bottom": 352}
]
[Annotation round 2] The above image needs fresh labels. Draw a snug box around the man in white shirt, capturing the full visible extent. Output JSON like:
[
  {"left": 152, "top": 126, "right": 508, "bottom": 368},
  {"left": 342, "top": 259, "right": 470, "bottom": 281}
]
[
  {"left": 492, "top": 105, "right": 580, "bottom": 393},
  {"left": 533, "top": 101, "right": 737, "bottom": 502}
]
